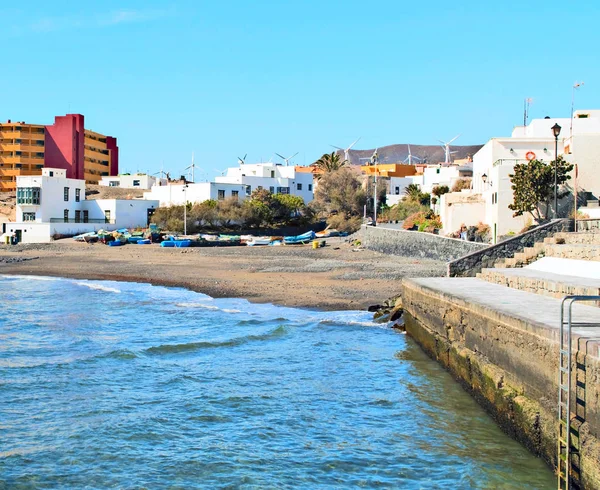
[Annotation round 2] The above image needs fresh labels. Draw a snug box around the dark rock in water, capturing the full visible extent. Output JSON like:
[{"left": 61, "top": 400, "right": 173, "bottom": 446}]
[
  {"left": 368, "top": 304, "right": 382, "bottom": 312},
  {"left": 374, "top": 312, "right": 391, "bottom": 323},
  {"left": 391, "top": 322, "right": 406, "bottom": 332},
  {"left": 390, "top": 306, "right": 403, "bottom": 322}
]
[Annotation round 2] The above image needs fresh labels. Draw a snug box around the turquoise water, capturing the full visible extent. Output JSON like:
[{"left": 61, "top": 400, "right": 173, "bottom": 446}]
[{"left": 0, "top": 275, "right": 553, "bottom": 489}]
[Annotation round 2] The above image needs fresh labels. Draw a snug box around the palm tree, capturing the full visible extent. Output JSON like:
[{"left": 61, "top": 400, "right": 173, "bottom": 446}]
[
  {"left": 403, "top": 183, "right": 422, "bottom": 202},
  {"left": 313, "top": 152, "right": 348, "bottom": 177}
]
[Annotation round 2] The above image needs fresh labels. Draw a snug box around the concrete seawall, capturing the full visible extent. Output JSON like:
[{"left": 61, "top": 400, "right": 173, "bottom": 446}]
[
  {"left": 402, "top": 277, "right": 600, "bottom": 489},
  {"left": 361, "top": 225, "right": 487, "bottom": 262}
]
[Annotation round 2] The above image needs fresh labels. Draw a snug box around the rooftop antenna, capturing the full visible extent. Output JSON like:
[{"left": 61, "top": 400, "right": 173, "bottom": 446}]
[
  {"left": 438, "top": 135, "right": 460, "bottom": 164},
  {"left": 570, "top": 81, "right": 584, "bottom": 139},
  {"left": 275, "top": 152, "right": 299, "bottom": 166},
  {"left": 331, "top": 137, "right": 361, "bottom": 163},
  {"left": 403, "top": 144, "right": 423, "bottom": 164},
  {"left": 238, "top": 154, "right": 247, "bottom": 165},
  {"left": 524, "top": 97, "right": 533, "bottom": 126},
  {"left": 185, "top": 152, "right": 196, "bottom": 182}
]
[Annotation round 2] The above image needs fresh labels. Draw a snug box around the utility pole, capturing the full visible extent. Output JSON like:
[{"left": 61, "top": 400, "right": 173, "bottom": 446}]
[
  {"left": 372, "top": 149, "right": 379, "bottom": 225},
  {"left": 183, "top": 184, "right": 188, "bottom": 235}
]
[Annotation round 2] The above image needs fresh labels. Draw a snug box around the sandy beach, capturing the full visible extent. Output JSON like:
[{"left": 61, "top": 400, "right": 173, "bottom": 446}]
[{"left": 0, "top": 239, "right": 446, "bottom": 311}]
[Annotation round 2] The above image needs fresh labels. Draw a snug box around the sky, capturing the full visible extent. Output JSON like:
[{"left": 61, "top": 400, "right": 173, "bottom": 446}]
[{"left": 2, "top": 0, "right": 599, "bottom": 180}]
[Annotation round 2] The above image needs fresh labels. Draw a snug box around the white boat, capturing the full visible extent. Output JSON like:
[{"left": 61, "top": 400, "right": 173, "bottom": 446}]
[{"left": 246, "top": 236, "right": 272, "bottom": 246}]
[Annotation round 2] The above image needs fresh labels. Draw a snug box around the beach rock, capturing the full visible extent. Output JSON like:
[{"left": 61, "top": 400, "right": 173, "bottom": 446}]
[
  {"left": 368, "top": 304, "right": 382, "bottom": 312},
  {"left": 390, "top": 306, "right": 403, "bottom": 322}
]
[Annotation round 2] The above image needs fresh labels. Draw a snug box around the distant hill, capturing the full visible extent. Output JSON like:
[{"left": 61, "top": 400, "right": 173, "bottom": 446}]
[{"left": 333, "top": 143, "right": 484, "bottom": 166}]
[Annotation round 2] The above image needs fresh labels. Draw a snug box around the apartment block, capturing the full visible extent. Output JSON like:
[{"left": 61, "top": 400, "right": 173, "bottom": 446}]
[{"left": 0, "top": 114, "right": 118, "bottom": 191}]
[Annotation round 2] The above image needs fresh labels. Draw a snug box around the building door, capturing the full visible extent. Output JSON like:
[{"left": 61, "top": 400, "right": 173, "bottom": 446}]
[
  {"left": 15, "top": 230, "right": 22, "bottom": 244},
  {"left": 147, "top": 208, "right": 155, "bottom": 225}
]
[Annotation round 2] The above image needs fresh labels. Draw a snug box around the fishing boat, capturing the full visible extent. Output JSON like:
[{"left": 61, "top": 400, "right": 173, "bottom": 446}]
[
  {"left": 283, "top": 231, "right": 316, "bottom": 245},
  {"left": 174, "top": 240, "right": 192, "bottom": 248},
  {"left": 127, "top": 236, "right": 144, "bottom": 244},
  {"left": 73, "top": 232, "right": 96, "bottom": 242},
  {"left": 246, "top": 237, "right": 272, "bottom": 246},
  {"left": 160, "top": 240, "right": 175, "bottom": 247},
  {"left": 108, "top": 239, "right": 125, "bottom": 247},
  {"left": 137, "top": 239, "right": 152, "bottom": 245}
]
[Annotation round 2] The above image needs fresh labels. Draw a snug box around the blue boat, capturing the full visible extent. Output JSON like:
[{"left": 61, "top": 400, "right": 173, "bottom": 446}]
[
  {"left": 107, "top": 240, "right": 125, "bottom": 247},
  {"left": 174, "top": 240, "right": 192, "bottom": 248},
  {"left": 137, "top": 239, "right": 151, "bottom": 245},
  {"left": 160, "top": 241, "right": 175, "bottom": 248},
  {"left": 283, "top": 231, "right": 316, "bottom": 245}
]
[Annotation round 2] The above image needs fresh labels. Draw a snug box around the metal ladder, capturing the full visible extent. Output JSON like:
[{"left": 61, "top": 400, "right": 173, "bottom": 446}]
[{"left": 558, "top": 295, "right": 600, "bottom": 490}]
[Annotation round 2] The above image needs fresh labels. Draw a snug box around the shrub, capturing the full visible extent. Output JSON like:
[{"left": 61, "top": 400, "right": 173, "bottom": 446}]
[
  {"left": 326, "top": 214, "right": 362, "bottom": 233},
  {"left": 451, "top": 178, "right": 472, "bottom": 193},
  {"left": 403, "top": 210, "right": 441, "bottom": 232}
]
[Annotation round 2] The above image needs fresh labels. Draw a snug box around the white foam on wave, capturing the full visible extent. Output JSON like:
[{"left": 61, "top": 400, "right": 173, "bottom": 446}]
[
  {"left": 75, "top": 282, "right": 121, "bottom": 294},
  {"left": 316, "top": 311, "right": 386, "bottom": 328},
  {"left": 221, "top": 308, "right": 242, "bottom": 314},
  {"left": 176, "top": 302, "right": 220, "bottom": 310},
  {"left": 1, "top": 274, "right": 61, "bottom": 282}
]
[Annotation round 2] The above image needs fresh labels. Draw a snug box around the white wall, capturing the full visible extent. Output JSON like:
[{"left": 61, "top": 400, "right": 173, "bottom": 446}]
[
  {"left": 440, "top": 191, "right": 486, "bottom": 235},
  {"left": 144, "top": 182, "right": 248, "bottom": 207},
  {"left": 16, "top": 171, "right": 86, "bottom": 223}
]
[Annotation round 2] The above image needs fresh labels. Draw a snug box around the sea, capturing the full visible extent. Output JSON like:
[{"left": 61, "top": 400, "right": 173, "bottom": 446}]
[{"left": 0, "top": 275, "right": 554, "bottom": 489}]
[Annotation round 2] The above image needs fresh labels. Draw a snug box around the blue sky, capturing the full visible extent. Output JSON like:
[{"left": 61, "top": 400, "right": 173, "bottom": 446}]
[{"left": 2, "top": 0, "right": 599, "bottom": 180}]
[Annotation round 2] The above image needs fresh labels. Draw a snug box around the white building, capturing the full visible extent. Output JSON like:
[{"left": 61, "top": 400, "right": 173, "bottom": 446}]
[
  {"left": 99, "top": 173, "right": 167, "bottom": 189},
  {"left": 385, "top": 165, "right": 472, "bottom": 207},
  {"left": 4, "top": 168, "right": 159, "bottom": 243},
  {"left": 215, "top": 163, "right": 314, "bottom": 203},
  {"left": 440, "top": 110, "right": 600, "bottom": 243},
  {"left": 144, "top": 182, "right": 248, "bottom": 207}
]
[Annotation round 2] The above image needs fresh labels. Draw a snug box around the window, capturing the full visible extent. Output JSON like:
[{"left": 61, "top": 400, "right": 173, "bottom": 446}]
[
  {"left": 395, "top": 186, "right": 400, "bottom": 195},
  {"left": 64, "top": 209, "right": 69, "bottom": 223},
  {"left": 75, "top": 210, "right": 81, "bottom": 223},
  {"left": 64, "top": 187, "right": 69, "bottom": 201},
  {"left": 218, "top": 189, "right": 225, "bottom": 200},
  {"left": 83, "top": 210, "right": 89, "bottom": 223},
  {"left": 23, "top": 212, "right": 35, "bottom": 221},
  {"left": 246, "top": 185, "right": 252, "bottom": 196},
  {"left": 297, "top": 183, "right": 302, "bottom": 191},
  {"left": 277, "top": 187, "right": 290, "bottom": 194},
  {"left": 231, "top": 190, "right": 239, "bottom": 198},
  {"left": 271, "top": 171, "right": 275, "bottom": 178},
  {"left": 104, "top": 210, "right": 111, "bottom": 224},
  {"left": 16, "top": 187, "right": 41, "bottom": 205},
  {"left": 75, "top": 188, "right": 80, "bottom": 202},
  {"left": 308, "top": 184, "right": 312, "bottom": 192},
  {"left": 133, "top": 180, "right": 140, "bottom": 187},
  {"left": 270, "top": 186, "right": 275, "bottom": 193},
  {"left": 109, "top": 181, "right": 119, "bottom": 187},
  {"left": 49, "top": 171, "right": 54, "bottom": 177},
  {"left": 436, "top": 168, "right": 440, "bottom": 174}
]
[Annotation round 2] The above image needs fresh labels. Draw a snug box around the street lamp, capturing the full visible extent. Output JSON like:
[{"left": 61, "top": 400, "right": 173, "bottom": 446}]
[
  {"left": 182, "top": 184, "right": 189, "bottom": 235},
  {"left": 481, "top": 173, "right": 487, "bottom": 184},
  {"left": 551, "top": 123, "right": 561, "bottom": 218}
]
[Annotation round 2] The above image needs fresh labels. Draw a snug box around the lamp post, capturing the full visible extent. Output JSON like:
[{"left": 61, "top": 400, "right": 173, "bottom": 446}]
[
  {"left": 551, "top": 123, "right": 561, "bottom": 218},
  {"left": 182, "top": 184, "right": 188, "bottom": 235}
]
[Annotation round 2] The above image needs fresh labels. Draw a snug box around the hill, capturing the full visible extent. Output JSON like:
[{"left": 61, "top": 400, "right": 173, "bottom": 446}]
[{"left": 335, "top": 143, "right": 484, "bottom": 166}]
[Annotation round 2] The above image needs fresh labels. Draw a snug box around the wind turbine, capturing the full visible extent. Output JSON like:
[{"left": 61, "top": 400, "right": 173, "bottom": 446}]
[
  {"left": 438, "top": 135, "right": 461, "bottom": 164},
  {"left": 238, "top": 154, "right": 247, "bottom": 165},
  {"left": 185, "top": 152, "right": 197, "bottom": 182},
  {"left": 275, "top": 152, "right": 299, "bottom": 166},
  {"left": 331, "top": 137, "right": 361, "bottom": 163},
  {"left": 403, "top": 144, "right": 423, "bottom": 164}
]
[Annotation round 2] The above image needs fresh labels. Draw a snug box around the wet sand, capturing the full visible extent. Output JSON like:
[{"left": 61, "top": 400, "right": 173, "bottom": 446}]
[{"left": 0, "top": 239, "right": 446, "bottom": 311}]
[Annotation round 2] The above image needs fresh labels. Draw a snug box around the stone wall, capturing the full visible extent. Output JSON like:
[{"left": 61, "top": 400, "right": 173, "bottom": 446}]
[
  {"left": 360, "top": 225, "right": 487, "bottom": 262},
  {"left": 448, "top": 219, "right": 573, "bottom": 277},
  {"left": 402, "top": 278, "right": 600, "bottom": 489}
]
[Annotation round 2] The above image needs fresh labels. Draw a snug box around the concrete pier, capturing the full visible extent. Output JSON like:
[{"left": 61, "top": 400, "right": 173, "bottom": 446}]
[{"left": 402, "top": 277, "right": 600, "bottom": 489}]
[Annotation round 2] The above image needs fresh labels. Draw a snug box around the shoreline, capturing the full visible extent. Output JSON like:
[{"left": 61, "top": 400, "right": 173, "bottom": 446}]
[{"left": 0, "top": 240, "right": 447, "bottom": 311}]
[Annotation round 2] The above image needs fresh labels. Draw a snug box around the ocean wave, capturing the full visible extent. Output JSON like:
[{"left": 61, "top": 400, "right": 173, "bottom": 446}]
[
  {"left": 0, "top": 274, "right": 61, "bottom": 282},
  {"left": 75, "top": 282, "right": 121, "bottom": 294},
  {"left": 221, "top": 308, "right": 242, "bottom": 314},
  {"left": 96, "top": 349, "right": 138, "bottom": 360},
  {"left": 176, "top": 302, "right": 219, "bottom": 310},
  {"left": 317, "top": 318, "right": 385, "bottom": 328},
  {"left": 145, "top": 325, "right": 289, "bottom": 355}
]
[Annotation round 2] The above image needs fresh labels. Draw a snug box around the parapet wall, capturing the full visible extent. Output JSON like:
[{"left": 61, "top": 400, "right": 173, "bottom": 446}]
[
  {"left": 401, "top": 277, "right": 600, "bottom": 489},
  {"left": 448, "top": 218, "right": 573, "bottom": 277},
  {"left": 360, "top": 225, "right": 487, "bottom": 262}
]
